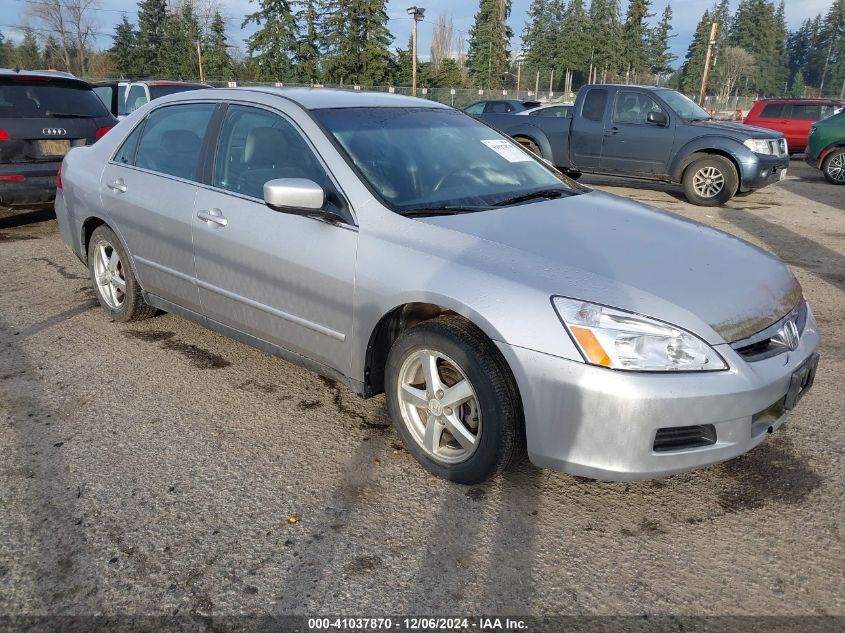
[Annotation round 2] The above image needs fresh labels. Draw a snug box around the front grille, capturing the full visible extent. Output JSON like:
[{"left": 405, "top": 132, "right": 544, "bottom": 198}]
[
  {"left": 768, "top": 139, "right": 788, "bottom": 156},
  {"left": 733, "top": 300, "right": 808, "bottom": 362},
  {"left": 653, "top": 424, "right": 717, "bottom": 452}
]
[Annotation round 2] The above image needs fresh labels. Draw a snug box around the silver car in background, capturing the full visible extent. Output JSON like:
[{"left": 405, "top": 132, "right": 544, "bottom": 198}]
[{"left": 54, "top": 88, "right": 820, "bottom": 484}]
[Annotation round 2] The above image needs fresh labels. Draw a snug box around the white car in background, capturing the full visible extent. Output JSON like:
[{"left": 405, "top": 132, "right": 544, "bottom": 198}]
[{"left": 518, "top": 103, "right": 574, "bottom": 117}]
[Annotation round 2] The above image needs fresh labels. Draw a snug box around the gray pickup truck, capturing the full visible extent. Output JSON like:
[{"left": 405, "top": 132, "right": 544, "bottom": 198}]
[{"left": 480, "top": 84, "right": 790, "bottom": 206}]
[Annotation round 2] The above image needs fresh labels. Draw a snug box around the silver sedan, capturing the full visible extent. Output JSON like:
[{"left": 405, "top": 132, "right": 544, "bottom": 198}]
[{"left": 54, "top": 88, "right": 820, "bottom": 484}]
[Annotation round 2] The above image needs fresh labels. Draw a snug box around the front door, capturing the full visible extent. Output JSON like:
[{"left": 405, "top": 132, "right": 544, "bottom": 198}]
[
  {"left": 192, "top": 104, "right": 357, "bottom": 374},
  {"left": 600, "top": 90, "right": 675, "bottom": 176}
]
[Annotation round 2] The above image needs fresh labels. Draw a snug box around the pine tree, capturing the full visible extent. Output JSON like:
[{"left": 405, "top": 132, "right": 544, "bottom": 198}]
[
  {"left": 431, "top": 57, "right": 464, "bottom": 88},
  {"left": 43, "top": 36, "right": 63, "bottom": 70},
  {"left": 588, "top": 0, "right": 622, "bottom": 81},
  {"left": 557, "top": 0, "right": 591, "bottom": 83},
  {"left": 14, "top": 27, "right": 43, "bottom": 70},
  {"left": 242, "top": 0, "right": 298, "bottom": 81},
  {"left": 649, "top": 3, "right": 676, "bottom": 79},
  {"left": 729, "top": 0, "right": 787, "bottom": 95},
  {"left": 136, "top": 0, "right": 168, "bottom": 77},
  {"left": 804, "top": 15, "right": 825, "bottom": 87},
  {"left": 816, "top": 0, "right": 845, "bottom": 95},
  {"left": 393, "top": 35, "right": 416, "bottom": 87},
  {"left": 357, "top": 0, "right": 394, "bottom": 85},
  {"left": 0, "top": 31, "right": 10, "bottom": 68},
  {"left": 791, "top": 70, "right": 806, "bottom": 97},
  {"left": 294, "top": 0, "right": 321, "bottom": 83},
  {"left": 466, "top": 0, "right": 513, "bottom": 89},
  {"left": 320, "top": 0, "right": 357, "bottom": 84},
  {"left": 787, "top": 19, "right": 814, "bottom": 85},
  {"left": 203, "top": 11, "right": 234, "bottom": 81},
  {"left": 679, "top": 8, "right": 712, "bottom": 95},
  {"left": 160, "top": 3, "right": 201, "bottom": 80},
  {"left": 522, "top": 0, "right": 553, "bottom": 76},
  {"left": 111, "top": 15, "right": 139, "bottom": 78},
  {"left": 622, "top": 0, "right": 653, "bottom": 82}
]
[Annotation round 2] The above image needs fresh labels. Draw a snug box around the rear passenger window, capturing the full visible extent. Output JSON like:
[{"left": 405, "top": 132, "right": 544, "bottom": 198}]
[
  {"left": 114, "top": 122, "right": 144, "bottom": 165},
  {"left": 582, "top": 89, "right": 608, "bottom": 122},
  {"left": 760, "top": 103, "right": 784, "bottom": 118},
  {"left": 791, "top": 104, "right": 822, "bottom": 120},
  {"left": 213, "top": 105, "right": 326, "bottom": 200},
  {"left": 134, "top": 104, "right": 214, "bottom": 181}
]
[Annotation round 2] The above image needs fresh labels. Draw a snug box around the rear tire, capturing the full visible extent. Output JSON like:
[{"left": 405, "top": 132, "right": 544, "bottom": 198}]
[
  {"left": 385, "top": 315, "right": 525, "bottom": 484},
  {"left": 822, "top": 149, "right": 845, "bottom": 185},
  {"left": 682, "top": 155, "right": 738, "bottom": 207},
  {"left": 88, "top": 225, "right": 156, "bottom": 322}
]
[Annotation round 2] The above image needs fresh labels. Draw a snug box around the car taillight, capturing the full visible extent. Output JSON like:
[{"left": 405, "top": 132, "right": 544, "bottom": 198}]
[
  {"left": 95, "top": 126, "right": 113, "bottom": 140},
  {"left": 0, "top": 129, "right": 9, "bottom": 141},
  {"left": 57, "top": 161, "right": 63, "bottom": 189},
  {"left": 0, "top": 174, "right": 25, "bottom": 182}
]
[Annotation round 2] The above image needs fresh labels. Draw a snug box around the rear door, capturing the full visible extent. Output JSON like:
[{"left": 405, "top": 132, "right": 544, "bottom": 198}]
[
  {"left": 600, "top": 90, "right": 675, "bottom": 176},
  {"left": 191, "top": 102, "right": 357, "bottom": 373},
  {"left": 570, "top": 88, "right": 608, "bottom": 168},
  {"left": 0, "top": 76, "right": 116, "bottom": 183},
  {"left": 99, "top": 102, "right": 218, "bottom": 313}
]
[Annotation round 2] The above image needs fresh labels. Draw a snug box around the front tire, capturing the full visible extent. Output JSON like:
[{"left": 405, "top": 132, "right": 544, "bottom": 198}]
[
  {"left": 822, "top": 149, "right": 845, "bottom": 185},
  {"left": 682, "top": 155, "right": 738, "bottom": 206},
  {"left": 88, "top": 225, "right": 156, "bottom": 322},
  {"left": 385, "top": 315, "right": 524, "bottom": 484},
  {"left": 514, "top": 136, "right": 541, "bottom": 157}
]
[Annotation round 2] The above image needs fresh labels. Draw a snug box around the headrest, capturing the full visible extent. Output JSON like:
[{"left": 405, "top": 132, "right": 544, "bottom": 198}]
[{"left": 244, "top": 126, "right": 288, "bottom": 166}]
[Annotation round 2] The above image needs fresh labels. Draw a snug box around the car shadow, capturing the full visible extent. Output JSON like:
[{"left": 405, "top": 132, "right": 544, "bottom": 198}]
[{"left": 0, "top": 206, "right": 55, "bottom": 229}]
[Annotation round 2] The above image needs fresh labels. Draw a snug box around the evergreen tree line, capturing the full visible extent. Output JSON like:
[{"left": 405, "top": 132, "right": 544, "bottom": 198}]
[
  {"left": 519, "top": 0, "right": 677, "bottom": 91},
  {"left": 678, "top": 0, "right": 845, "bottom": 99}
]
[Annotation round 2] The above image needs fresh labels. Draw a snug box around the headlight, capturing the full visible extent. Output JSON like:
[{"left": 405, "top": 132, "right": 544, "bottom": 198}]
[
  {"left": 552, "top": 297, "right": 728, "bottom": 372},
  {"left": 744, "top": 139, "right": 775, "bottom": 155}
]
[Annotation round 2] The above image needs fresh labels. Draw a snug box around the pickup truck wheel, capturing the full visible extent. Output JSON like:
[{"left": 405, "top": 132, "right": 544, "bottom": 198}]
[
  {"left": 514, "top": 137, "right": 541, "bottom": 157},
  {"left": 385, "top": 315, "right": 524, "bottom": 484},
  {"left": 682, "top": 156, "right": 738, "bottom": 207},
  {"left": 822, "top": 149, "right": 845, "bottom": 185},
  {"left": 88, "top": 225, "right": 156, "bottom": 322}
]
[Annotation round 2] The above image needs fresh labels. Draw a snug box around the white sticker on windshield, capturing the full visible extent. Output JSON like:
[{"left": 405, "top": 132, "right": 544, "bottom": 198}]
[{"left": 481, "top": 139, "right": 533, "bottom": 163}]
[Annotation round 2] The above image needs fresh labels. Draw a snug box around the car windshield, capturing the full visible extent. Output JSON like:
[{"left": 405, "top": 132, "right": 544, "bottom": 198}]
[
  {"left": 313, "top": 107, "right": 579, "bottom": 213},
  {"left": 148, "top": 85, "right": 205, "bottom": 99},
  {"left": 657, "top": 90, "right": 711, "bottom": 121},
  {"left": 0, "top": 79, "right": 110, "bottom": 118}
]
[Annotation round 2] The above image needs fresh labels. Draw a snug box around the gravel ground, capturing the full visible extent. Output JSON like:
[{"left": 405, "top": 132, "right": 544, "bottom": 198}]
[{"left": 0, "top": 160, "right": 842, "bottom": 624}]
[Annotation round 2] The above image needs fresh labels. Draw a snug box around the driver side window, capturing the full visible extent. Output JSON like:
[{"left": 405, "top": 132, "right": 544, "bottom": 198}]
[
  {"left": 613, "top": 91, "right": 663, "bottom": 125},
  {"left": 213, "top": 105, "right": 327, "bottom": 200}
]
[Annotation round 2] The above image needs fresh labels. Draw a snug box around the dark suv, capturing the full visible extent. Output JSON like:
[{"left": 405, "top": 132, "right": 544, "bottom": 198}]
[{"left": 0, "top": 69, "right": 118, "bottom": 208}]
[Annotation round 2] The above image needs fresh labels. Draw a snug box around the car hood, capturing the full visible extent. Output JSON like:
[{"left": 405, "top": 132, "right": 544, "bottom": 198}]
[
  {"left": 691, "top": 119, "right": 783, "bottom": 140},
  {"left": 416, "top": 191, "right": 801, "bottom": 344}
]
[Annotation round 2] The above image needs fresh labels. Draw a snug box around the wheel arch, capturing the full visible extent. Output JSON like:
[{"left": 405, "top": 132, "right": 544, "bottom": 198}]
[
  {"left": 677, "top": 148, "right": 743, "bottom": 194},
  {"left": 80, "top": 216, "right": 134, "bottom": 269},
  {"left": 361, "top": 298, "right": 510, "bottom": 399}
]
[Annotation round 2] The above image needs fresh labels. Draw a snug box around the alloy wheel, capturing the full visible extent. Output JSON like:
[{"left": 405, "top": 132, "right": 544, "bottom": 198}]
[
  {"left": 396, "top": 349, "right": 481, "bottom": 465},
  {"left": 692, "top": 166, "right": 725, "bottom": 198},
  {"left": 827, "top": 153, "right": 845, "bottom": 183},
  {"left": 93, "top": 240, "right": 126, "bottom": 309}
]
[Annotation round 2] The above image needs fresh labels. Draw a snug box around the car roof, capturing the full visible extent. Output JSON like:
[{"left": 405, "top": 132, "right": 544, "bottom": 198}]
[
  {"left": 0, "top": 68, "right": 82, "bottom": 82},
  {"left": 162, "top": 86, "right": 452, "bottom": 110},
  {"left": 754, "top": 98, "right": 845, "bottom": 104}
]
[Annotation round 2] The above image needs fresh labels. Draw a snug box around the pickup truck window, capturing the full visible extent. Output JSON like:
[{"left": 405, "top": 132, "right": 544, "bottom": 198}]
[
  {"left": 613, "top": 91, "right": 663, "bottom": 125},
  {"left": 655, "top": 90, "right": 710, "bottom": 121},
  {"left": 582, "top": 89, "right": 608, "bottom": 122}
]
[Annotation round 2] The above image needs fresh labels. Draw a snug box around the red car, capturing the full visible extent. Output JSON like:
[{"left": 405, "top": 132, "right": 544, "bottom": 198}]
[{"left": 744, "top": 99, "right": 845, "bottom": 154}]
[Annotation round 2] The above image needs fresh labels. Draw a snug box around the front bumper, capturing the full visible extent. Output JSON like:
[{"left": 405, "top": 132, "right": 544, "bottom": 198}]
[
  {"left": 739, "top": 153, "right": 789, "bottom": 191},
  {"left": 496, "top": 307, "right": 820, "bottom": 481},
  {"left": 804, "top": 150, "right": 822, "bottom": 170},
  {"left": 0, "top": 162, "right": 60, "bottom": 207}
]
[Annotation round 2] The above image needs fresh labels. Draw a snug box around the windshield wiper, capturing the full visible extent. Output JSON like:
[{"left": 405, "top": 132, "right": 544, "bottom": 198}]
[
  {"left": 493, "top": 188, "right": 571, "bottom": 207},
  {"left": 45, "top": 112, "right": 94, "bottom": 118},
  {"left": 401, "top": 206, "right": 488, "bottom": 217}
]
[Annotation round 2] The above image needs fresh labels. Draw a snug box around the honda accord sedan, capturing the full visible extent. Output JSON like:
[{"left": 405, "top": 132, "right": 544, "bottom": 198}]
[{"left": 54, "top": 88, "right": 820, "bottom": 484}]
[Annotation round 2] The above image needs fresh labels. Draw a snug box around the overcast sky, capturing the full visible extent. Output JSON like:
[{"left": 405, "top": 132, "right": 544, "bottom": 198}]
[{"left": 1, "top": 0, "right": 834, "bottom": 62}]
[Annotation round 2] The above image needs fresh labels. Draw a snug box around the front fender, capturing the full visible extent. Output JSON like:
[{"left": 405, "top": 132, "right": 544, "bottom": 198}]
[{"left": 669, "top": 136, "right": 759, "bottom": 184}]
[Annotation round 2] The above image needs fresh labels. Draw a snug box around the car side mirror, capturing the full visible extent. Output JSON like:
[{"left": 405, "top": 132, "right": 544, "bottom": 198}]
[
  {"left": 264, "top": 178, "right": 326, "bottom": 214},
  {"left": 647, "top": 111, "right": 668, "bottom": 127}
]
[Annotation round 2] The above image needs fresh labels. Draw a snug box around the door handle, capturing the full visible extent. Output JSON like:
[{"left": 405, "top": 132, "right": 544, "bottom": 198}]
[
  {"left": 197, "top": 208, "right": 228, "bottom": 227},
  {"left": 107, "top": 179, "right": 127, "bottom": 193},
  {"left": 604, "top": 127, "right": 620, "bottom": 136}
]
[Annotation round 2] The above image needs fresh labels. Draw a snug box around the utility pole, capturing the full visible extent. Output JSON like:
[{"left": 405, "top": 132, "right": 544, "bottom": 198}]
[
  {"left": 535, "top": 70, "right": 539, "bottom": 96},
  {"left": 516, "top": 61, "right": 521, "bottom": 98},
  {"left": 407, "top": 6, "right": 425, "bottom": 96},
  {"left": 196, "top": 39, "right": 204, "bottom": 83},
  {"left": 698, "top": 22, "right": 719, "bottom": 107}
]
